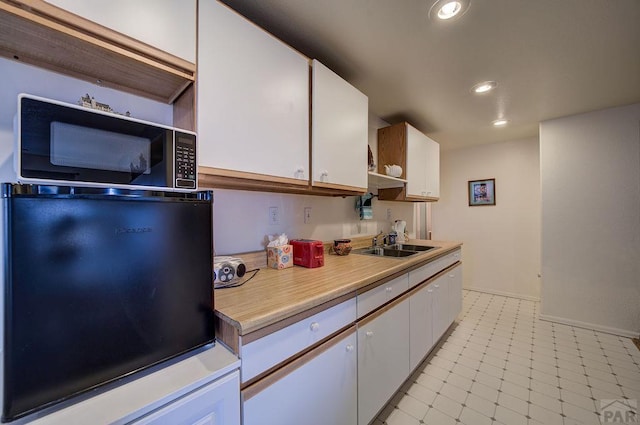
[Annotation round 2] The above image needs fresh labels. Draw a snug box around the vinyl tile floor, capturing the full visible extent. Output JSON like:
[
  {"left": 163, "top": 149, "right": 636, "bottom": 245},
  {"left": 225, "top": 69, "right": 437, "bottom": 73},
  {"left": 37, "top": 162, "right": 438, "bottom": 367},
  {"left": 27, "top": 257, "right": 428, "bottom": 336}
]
[{"left": 375, "top": 290, "right": 640, "bottom": 425}]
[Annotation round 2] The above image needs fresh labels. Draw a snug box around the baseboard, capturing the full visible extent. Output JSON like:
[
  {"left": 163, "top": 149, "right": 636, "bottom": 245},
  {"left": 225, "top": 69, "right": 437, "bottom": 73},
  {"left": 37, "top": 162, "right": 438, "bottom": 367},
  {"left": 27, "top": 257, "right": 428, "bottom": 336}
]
[
  {"left": 538, "top": 313, "right": 640, "bottom": 339},
  {"left": 463, "top": 286, "right": 540, "bottom": 302}
]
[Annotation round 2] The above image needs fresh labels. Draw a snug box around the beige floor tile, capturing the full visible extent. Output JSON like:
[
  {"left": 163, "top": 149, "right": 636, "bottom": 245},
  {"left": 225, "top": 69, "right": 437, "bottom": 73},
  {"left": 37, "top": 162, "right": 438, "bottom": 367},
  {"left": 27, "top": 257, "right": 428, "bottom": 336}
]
[
  {"left": 376, "top": 291, "right": 632, "bottom": 425},
  {"left": 458, "top": 406, "right": 493, "bottom": 425},
  {"left": 497, "top": 391, "right": 529, "bottom": 415}
]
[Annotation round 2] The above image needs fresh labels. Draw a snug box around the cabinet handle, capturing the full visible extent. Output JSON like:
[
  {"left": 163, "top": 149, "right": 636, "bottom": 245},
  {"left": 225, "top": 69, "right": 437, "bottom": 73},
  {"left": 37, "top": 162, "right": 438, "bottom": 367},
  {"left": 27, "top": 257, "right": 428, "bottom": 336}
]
[
  {"left": 449, "top": 274, "right": 455, "bottom": 278},
  {"left": 295, "top": 166, "right": 305, "bottom": 179},
  {"left": 345, "top": 344, "right": 354, "bottom": 352},
  {"left": 434, "top": 284, "right": 440, "bottom": 288},
  {"left": 310, "top": 322, "right": 320, "bottom": 332},
  {"left": 427, "top": 289, "right": 433, "bottom": 293},
  {"left": 320, "top": 170, "right": 328, "bottom": 181},
  {"left": 365, "top": 331, "right": 374, "bottom": 338},
  {"left": 385, "top": 286, "right": 393, "bottom": 293}
]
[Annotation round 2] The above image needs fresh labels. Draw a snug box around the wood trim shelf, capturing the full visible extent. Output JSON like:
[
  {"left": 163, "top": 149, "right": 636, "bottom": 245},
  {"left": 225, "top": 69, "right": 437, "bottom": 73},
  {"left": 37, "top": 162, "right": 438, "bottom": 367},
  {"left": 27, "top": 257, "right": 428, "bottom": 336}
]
[
  {"left": 367, "top": 171, "right": 407, "bottom": 189},
  {"left": 199, "top": 167, "right": 369, "bottom": 197},
  {"left": 378, "top": 186, "right": 439, "bottom": 202},
  {"left": 0, "top": 0, "right": 195, "bottom": 104}
]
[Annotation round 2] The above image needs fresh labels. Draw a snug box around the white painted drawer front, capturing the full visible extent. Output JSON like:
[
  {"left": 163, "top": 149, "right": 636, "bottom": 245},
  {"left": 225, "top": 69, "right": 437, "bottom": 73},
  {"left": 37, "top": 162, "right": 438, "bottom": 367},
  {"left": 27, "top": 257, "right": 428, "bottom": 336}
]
[
  {"left": 408, "top": 260, "right": 442, "bottom": 288},
  {"left": 241, "top": 298, "right": 356, "bottom": 383},
  {"left": 439, "top": 248, "right": 462, "bottom": 271},
  {"left": 357, "top": 274, "right": 409, "bottom": 318}
]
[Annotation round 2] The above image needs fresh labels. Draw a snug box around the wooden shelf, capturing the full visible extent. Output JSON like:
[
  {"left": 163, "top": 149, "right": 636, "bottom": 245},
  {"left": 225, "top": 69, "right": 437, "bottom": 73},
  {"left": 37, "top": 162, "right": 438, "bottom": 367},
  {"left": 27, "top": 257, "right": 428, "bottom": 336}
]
[
  {"left": 199, "top": 167, "right": 367, "bottom": 197},
  {"left": 367, "top": 171, "right": 407, "bottom": 189},
  {"left": 0, "top": 0, "right": 195, "bottom": 104}
]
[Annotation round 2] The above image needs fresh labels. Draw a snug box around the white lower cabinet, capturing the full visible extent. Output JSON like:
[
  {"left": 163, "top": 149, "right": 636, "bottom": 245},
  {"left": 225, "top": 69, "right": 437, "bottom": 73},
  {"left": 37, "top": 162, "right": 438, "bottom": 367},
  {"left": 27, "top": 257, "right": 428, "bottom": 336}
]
[
  {"left": 240, "top": 297, "right": 356, "bottom": 383},
  {"left": 133, "top": 371, "right": 240, "bottom": 425},
  {"left": 357, "top": 298, "right": 410, "bottom": 425},
  {"left": 409, "top": 284, "right": 434, "bottom": 371},
  {"left": 237, "top": 253, "right": 462, "bottom": 425},
  {"left": 242, "top": 327, "right": 357, "bottom": 425},
  {"left": 448, "top": 264, "right": 463, "bottom": 324},
  {"left": 431, "top": 274, "right": 450, "bottom": 342}
]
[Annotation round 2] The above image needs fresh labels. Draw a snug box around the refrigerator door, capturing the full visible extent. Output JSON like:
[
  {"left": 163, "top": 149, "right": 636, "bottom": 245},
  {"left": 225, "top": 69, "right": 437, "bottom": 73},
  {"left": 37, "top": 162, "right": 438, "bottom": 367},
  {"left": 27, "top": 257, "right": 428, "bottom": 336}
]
[{"left": 2, "top": 185, "right": 214, "bottom": 421}]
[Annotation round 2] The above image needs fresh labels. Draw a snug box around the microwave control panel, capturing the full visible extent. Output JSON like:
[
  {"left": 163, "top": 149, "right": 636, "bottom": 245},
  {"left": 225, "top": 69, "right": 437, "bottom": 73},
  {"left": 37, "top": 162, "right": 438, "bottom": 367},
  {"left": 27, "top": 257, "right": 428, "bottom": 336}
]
[{"left": 174, "top": 132, "right": 197, "bottom": 189}]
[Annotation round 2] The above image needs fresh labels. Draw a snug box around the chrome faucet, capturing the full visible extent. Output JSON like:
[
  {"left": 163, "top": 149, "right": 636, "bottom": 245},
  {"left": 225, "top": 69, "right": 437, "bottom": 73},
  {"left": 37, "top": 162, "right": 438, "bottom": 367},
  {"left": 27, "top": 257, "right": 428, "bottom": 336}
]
[{"left": 372, "top": 231, "right": 385, "bottom": 247}]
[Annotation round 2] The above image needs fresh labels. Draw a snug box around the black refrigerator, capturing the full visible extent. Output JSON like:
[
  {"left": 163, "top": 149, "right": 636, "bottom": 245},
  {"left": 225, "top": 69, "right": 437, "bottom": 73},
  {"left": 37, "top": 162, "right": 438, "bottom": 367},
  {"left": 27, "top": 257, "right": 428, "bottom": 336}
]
[{"left": 2, "top": 184, "right": 214, "bottom": 422}]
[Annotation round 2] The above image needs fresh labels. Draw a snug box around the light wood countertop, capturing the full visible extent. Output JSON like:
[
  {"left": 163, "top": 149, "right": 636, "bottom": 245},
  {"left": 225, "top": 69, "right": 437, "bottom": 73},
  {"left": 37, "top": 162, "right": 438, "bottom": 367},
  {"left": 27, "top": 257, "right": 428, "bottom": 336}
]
[{"left": 214, "top": 240, "right": 462, "bottom": 336}]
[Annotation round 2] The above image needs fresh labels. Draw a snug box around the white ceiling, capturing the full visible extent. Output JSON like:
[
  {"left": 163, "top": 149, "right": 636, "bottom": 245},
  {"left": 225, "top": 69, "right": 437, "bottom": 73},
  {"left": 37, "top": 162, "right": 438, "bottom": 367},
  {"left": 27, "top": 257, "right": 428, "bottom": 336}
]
[{"left": 220, "top": 0, "right": 640, "bottom": 150}]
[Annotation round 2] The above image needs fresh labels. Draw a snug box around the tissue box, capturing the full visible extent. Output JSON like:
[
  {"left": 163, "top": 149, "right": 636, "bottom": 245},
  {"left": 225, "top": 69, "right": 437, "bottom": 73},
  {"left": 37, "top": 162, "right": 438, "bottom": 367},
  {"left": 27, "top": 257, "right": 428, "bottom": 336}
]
[{"left": 267, "top": 245, "right": 293, "bottom": 269}]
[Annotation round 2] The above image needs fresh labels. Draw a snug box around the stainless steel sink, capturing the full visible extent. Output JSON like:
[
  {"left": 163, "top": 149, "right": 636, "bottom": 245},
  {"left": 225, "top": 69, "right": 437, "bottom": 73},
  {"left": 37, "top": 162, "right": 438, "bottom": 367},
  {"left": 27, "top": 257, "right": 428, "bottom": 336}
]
[
  {"left": 353, "top": 247, "right": 418, "bottom": 258},
  {"left": 388, "top": 244, "right": 438, "bottom": 252},
  {"left": 353, "top": 243, "right": 439, "bottom": 258}
]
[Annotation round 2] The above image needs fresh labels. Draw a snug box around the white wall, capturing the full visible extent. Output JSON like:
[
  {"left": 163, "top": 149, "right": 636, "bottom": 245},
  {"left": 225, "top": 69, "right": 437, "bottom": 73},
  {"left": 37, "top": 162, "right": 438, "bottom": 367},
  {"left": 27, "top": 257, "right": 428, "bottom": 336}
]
[
  {"left": 431, "top": 137, "right": 541, "bottom": 300},
  {"left": 213, "top": 189, "right": 415, "bottom": 254},
  {"left": 540, "top": 103, "right": 640, "bottom": 338}
]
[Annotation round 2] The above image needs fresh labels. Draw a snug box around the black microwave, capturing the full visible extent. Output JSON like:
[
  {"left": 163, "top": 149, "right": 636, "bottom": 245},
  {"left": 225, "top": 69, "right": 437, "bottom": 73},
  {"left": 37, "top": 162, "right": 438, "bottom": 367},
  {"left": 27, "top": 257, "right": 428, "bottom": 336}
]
[{"left": 16, "top": 94, "right": 197, "bottom": 191}]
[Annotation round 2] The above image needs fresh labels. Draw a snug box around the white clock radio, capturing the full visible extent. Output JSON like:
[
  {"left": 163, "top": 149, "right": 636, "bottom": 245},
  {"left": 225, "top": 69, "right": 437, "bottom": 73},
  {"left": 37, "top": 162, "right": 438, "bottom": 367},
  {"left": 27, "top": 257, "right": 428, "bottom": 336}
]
[{"left": 213, "top": 256, "right": 247, "bottom": 284}]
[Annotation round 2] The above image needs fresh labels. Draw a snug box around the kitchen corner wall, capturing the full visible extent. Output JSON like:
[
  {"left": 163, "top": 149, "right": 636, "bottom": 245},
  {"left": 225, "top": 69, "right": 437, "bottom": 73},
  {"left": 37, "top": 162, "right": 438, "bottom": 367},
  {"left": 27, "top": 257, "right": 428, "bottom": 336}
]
[
  {"left": 540, "top": 103, "right": 640, "bottom": 338},
  {"left": 431, "top": 137, "right": 541, "bottom": 300},
  {"left": 213, "top": 113, "right": 415, "bottom": 255},
  {"left": 212, "top": 189, "right": 414, "bottom": 255}
]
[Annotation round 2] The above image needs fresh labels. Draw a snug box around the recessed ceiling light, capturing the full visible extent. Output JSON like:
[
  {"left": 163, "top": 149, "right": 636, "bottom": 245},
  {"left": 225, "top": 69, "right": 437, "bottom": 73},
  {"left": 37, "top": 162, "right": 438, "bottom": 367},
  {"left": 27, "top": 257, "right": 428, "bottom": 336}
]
[
  {"left": 492, "top": 119, "right": 509, "bottom": 127},
  {"left": 438, "top": 1, "right": 461, "bottom": 19},
  {"left": 472, "top": 81, "right": 497, "bottom": 94},
  {"left": 429, "top": 0, "right": 470, "bottom": 21}
]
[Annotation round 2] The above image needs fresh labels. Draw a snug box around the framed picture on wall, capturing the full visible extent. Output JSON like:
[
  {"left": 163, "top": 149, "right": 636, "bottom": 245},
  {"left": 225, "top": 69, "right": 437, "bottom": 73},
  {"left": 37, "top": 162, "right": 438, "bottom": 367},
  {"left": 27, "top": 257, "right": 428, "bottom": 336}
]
[{"left": 468, "top": 178, "right": 496, "bottom": 206}]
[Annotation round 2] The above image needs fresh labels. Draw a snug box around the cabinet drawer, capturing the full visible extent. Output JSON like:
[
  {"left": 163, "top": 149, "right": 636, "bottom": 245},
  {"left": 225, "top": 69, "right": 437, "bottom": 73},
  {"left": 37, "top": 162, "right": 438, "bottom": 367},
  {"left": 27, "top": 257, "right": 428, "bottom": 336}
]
[
  {"left": 408, "top": 248, "right": 461, "bottom": 288},
  {"left": 241, "top": 298, "right": 356, "bottom": 383},
  {"left": 438, "top": 248, "right": 462, "bottom": 270},
  {"left": 357, "top": 274, "right": 409, "bottom": 318},
  {"left": 408, "top": 260, "right": 442, "bottom": 289}
]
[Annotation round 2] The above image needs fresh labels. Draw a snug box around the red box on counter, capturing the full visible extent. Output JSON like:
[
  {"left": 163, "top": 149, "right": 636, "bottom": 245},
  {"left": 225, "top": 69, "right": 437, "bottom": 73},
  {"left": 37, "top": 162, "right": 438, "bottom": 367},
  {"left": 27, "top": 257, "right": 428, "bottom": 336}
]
[{"left": 290, "top": 239, "right": 324, "bottom": 268}]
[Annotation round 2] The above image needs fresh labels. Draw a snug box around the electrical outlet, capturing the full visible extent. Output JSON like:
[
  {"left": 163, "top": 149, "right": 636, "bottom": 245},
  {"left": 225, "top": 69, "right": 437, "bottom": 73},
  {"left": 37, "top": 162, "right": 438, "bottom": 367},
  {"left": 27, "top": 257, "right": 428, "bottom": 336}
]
[
  {"left": 386, "top": 208, "right": 392, "bottom": 221},
  {"left": 269, "top": 206, "right": 280, "bottom": 225},
  {"left": 304, "top": 207, "right": 312, "bottom": 224}
]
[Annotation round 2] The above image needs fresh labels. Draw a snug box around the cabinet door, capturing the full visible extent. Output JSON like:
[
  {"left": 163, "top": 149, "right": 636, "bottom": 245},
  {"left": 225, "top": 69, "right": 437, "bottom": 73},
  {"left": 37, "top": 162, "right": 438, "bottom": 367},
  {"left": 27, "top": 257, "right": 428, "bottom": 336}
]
[
  {"left": 409, "top": 284, "right": 434, "bottom": 370},
  {"left": 448, "top": 264, "right": 463, "bottom": 324},
  {"left": 243, "top": 327, "right": 357, "bottom": 425},
  {"left": 44, "top": 0, "right": 196, "bottom": 63},
  {"left": 405, "top": 124, "right": 429, "bottom": 197},
  {"left": 431, "top": 276, "right": 450, "bottom": 342},
  {"left": 311, "top": 60, "right": 368, "bottom": 190},
  {"left": 198, "top": 1, "right": 309, "bottom": 182},
  {"left": 424, "top": 135, "right": 440, "bottom": 198},
  {"left": 132, "top": 371, "right": 240, "bottom": 425},
  {"left": 358, "top": 298, "right": 410, "bottom": 425}
]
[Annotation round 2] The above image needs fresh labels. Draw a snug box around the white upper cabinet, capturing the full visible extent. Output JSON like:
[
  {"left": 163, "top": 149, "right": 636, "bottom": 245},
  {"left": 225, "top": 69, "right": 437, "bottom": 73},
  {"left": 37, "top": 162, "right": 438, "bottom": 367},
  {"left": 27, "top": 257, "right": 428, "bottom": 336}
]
[
  {"left": 378, "top": 122, "right": 440, "bottom": 201},
  {"left": 406, "top": 123, "right": 439, "bottom": 199},
  {"left": 406, "top": 124, "right": 429, "bottom": 198},
  {"left": 424, "top": 134, "right": 440, "bottom": 198},
  {"left": 311, "top": 60, "right": 368, "bottom": 191},
  {"left": 44, "top": 0, "right": 196, "bottom": 63},
  {"left": 197, "top": 1, "right": 309, "bottom": 184}
]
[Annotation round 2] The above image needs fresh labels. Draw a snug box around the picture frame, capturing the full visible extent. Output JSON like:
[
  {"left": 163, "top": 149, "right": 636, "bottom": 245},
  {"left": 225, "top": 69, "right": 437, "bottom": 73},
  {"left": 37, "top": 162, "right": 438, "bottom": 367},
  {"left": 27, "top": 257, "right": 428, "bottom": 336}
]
[{"left": 468, "top": 178, "right": 496, "bottom": 206}]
